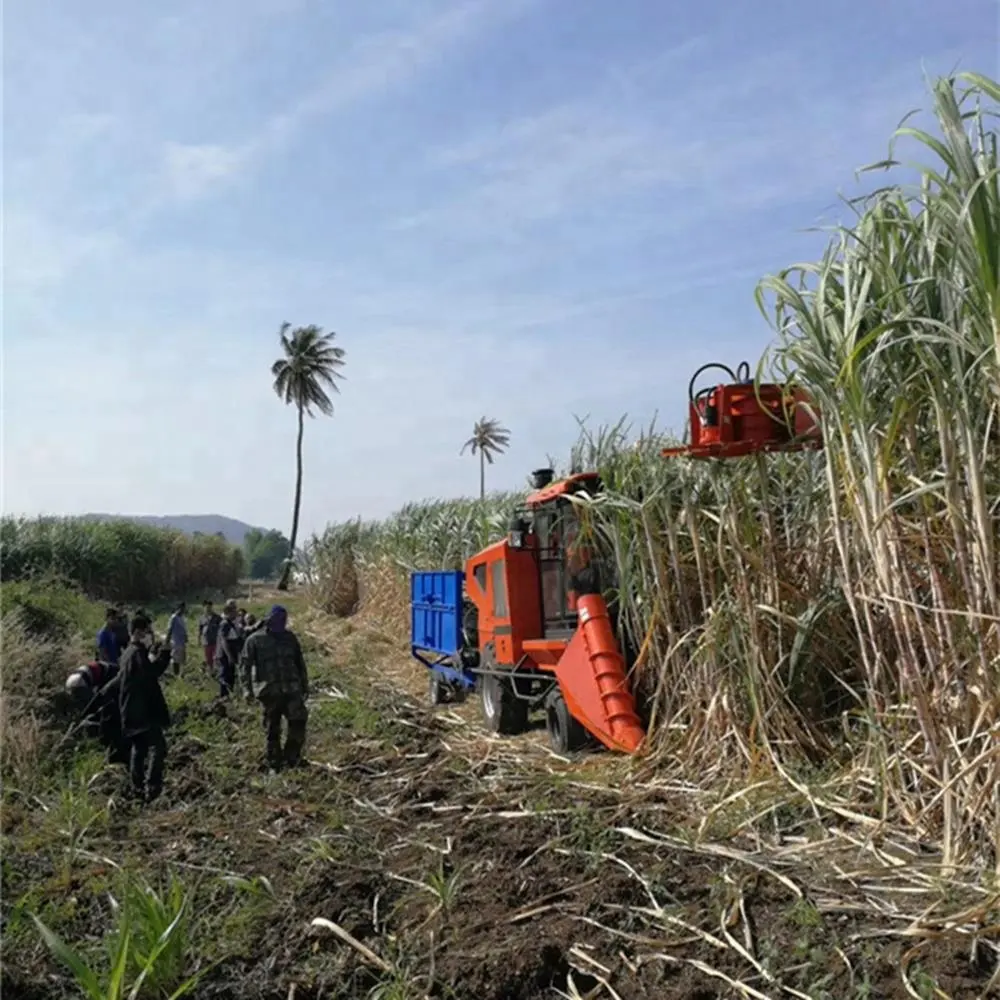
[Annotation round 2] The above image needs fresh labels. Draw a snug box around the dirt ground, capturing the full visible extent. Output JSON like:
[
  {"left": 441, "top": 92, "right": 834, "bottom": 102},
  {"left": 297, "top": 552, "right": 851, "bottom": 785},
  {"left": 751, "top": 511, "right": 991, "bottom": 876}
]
[{"left": 2, "top": 600, "right": 998, "bottom": 999}]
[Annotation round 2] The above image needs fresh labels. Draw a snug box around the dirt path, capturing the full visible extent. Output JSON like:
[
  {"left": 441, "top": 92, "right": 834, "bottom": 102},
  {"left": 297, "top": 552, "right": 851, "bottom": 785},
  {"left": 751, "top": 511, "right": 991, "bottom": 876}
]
[{"left": 2, "top": 607, "right": 995, "bottom": 999}]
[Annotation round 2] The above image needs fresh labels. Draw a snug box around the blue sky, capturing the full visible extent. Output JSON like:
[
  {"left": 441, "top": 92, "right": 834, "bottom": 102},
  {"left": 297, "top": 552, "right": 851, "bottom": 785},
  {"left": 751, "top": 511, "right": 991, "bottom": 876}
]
[{"left": 4, "top": 0, "right": 997, "bottom": 539}]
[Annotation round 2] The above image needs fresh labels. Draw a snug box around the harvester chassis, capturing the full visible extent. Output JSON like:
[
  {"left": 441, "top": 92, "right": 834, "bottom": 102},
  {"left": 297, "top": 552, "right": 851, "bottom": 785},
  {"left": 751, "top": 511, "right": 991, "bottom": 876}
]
[{"left": 420, "top": 641, "right": 560, "bottom": 719}]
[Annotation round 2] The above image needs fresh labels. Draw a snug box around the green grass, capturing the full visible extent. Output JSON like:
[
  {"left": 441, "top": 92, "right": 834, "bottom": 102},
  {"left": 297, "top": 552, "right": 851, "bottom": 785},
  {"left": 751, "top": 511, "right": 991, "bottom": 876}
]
[
  {"left": 1, "top": 579, "right": 108, "bottom": 640},
  {"left": 28, "top": 869, "right": 213, "bottom": 1000}
]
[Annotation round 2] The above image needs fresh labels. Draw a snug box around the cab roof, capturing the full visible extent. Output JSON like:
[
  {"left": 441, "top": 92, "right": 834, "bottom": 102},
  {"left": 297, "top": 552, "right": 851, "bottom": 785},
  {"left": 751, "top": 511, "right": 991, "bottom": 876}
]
[{"left": 525, "top": 471, "right": 600, "bottom": 508}]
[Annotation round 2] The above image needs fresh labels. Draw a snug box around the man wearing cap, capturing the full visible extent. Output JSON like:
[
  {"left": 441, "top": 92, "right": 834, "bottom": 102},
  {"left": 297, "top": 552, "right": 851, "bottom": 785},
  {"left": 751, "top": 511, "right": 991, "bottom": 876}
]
[
  {"left": 214, "top": 599, "right": 245, "bottom": 699},
  {"left": 241, "top": 605, "right": 309, "bottom": 770}
]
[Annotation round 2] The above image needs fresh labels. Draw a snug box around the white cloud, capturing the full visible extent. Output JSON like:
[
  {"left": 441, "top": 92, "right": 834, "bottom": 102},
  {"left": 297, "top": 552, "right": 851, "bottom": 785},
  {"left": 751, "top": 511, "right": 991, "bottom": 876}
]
[
  {"left": 393, "top": 53, "right": 949, "bottom": 241},
  {"left": 255, "top": 0, "right": 538, "bottom": 151},
  {"left": 160, "top": 142, "right": 248, "bottom": 201},
  {"left": 2, "top": 247, "right": 758, "bottom": 535},
  {"left": 3, "top": 211, "right": 122, "bottom": 293},
  {"left": 144, "top": 0, "right": 542, "bottom": 204}
]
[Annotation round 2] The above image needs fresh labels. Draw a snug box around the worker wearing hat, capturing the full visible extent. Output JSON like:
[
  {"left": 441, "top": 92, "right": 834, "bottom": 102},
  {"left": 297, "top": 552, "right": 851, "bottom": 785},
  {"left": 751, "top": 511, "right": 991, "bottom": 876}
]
[
  {"left": 241, "top": 604, "right": 310, "bottom": 771},
  {"left": 214, "top": 598, "right": 245, "bottom": 699}
]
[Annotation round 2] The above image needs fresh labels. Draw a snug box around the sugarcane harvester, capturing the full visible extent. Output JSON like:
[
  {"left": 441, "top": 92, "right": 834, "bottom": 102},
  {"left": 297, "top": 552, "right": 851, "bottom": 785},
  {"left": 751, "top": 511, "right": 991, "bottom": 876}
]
[{"left": 410, "top": 359, "right": 822, "bottom": 755}]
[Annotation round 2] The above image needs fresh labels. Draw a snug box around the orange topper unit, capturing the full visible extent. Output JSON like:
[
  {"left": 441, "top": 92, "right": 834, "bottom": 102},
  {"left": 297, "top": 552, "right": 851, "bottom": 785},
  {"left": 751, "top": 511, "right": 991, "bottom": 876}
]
[{"left": 662, "top": 361, "right": 821, "bottom": 460}]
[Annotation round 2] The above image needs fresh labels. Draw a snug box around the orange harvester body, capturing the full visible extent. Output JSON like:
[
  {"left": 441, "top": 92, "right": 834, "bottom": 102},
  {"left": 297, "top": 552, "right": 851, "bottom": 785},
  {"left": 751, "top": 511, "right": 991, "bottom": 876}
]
[{"left": 461, "top": 471, "right": 645, "bottom": 753}]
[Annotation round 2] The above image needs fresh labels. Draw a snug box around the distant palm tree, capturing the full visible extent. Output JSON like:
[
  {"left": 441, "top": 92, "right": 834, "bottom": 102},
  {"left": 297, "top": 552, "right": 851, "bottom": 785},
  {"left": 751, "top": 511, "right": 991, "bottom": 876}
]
[
  {"left": 461, "top": 417, "right": 510, "bottom": 499},
  {"left": 271, "top": 323, "right": 346, "bottom": 590}
]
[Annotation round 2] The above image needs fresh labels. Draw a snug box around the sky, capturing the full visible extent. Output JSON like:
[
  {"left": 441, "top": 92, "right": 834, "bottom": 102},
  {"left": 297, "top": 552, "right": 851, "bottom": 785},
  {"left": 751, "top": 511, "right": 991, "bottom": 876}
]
[{"left": 4, "top": 0, "right": 998, "bottom": 541}]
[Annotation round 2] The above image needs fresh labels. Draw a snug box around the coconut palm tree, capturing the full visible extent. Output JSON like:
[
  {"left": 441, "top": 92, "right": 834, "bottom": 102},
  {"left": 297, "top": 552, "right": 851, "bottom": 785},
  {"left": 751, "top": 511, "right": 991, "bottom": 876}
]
[
  {"left": 271, "top": 322, "right": 346, "bottom": 590},
  {"left": 461, "top": 417, "right": 510, "bottom": 499}
]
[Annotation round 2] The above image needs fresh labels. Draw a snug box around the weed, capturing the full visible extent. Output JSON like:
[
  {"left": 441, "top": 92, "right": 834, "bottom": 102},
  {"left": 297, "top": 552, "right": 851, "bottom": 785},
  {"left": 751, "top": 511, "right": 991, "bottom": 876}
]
[
  {"left": 302, "top": 835, "right": 348, "bottom": 865},
  {"left": 423, "top": 859, "right": 463, "bottom": 912},
  {"left": 0, "top": 700, "right": 50, "bottom": 792},
  {"left": 314, "top": 695, "right": 386, "bottom": 738},
  {"left": 210, "top": 874, "right": 281, "bottom": 959},
  {"left": 367, "top": 969, "right": 417, "bottom": 1000},
  {"left": 52, "top": 776, "right": 108, "bottom": 873},
  {"left": 788, "top": 897, "right": 823, "bottom": 930},
  {"left": 907, "top": 964, "right": 940, "bottom": 1000},
  {"left": 562, "top": 806, "right": 616, "bottom": 871},
  {"left": 30, "top": 871, "right": 206, "bottom": 999},
  {"left": 853, "top": 971, "right": 875, "bottom": 998},
  {"left": 111, "top": 872, "right": 195, "bottom": 994}
]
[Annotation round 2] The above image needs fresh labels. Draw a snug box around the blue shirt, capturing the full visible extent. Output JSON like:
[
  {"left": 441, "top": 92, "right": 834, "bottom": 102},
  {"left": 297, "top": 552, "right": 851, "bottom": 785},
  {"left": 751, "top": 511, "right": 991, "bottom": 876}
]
[{"left": 96, "top": 625, "right": 120, "bottom": 665}]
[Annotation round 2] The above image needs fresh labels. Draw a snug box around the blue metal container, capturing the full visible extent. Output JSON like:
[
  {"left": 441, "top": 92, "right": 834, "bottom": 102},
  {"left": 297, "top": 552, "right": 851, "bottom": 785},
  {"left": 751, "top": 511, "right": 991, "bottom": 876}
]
[{"left": 410, "top": 570, "right": 476, "bottom": 691}]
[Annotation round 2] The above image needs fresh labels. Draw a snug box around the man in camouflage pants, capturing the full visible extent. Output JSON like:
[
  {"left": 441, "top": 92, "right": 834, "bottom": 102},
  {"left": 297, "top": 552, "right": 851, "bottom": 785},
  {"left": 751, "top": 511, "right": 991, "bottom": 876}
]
[{"left": 240, "top": 604, "right": 309, "bottom": 770}]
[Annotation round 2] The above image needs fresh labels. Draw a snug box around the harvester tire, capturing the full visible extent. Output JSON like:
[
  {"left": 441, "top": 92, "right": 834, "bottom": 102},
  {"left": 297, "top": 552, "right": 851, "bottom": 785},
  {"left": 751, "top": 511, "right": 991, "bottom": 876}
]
[
  {"left": 428, "top": 671, "right": 447, "bottom": 706},
  {"left": 478, "top": 644, "right": 528, "bottom": 735},
  {"left": 545, "top": 689, "right": 588, "bottom": 754},
  {"left": 480, "top": 672, "right": 528, "bottom": 734}
]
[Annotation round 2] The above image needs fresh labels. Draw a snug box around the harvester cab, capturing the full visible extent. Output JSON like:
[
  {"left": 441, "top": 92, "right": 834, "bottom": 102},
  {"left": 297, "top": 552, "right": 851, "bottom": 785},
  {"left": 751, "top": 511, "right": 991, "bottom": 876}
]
[{"left": 410, "top": 358, "right": 822, "bottom": 756}]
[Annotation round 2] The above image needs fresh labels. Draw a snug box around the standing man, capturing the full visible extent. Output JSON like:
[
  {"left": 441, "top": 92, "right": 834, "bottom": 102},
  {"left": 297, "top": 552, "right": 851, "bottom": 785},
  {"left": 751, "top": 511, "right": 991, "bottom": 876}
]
[
  {"left": 165, "top": 602, "right": 188, "bottom": 676},
  {"left": 241, "top": 605, "right": 309, "bottom": 771},
  {"left": 215, "top": 599, "right": 244, "bottom": 699},
  {"left": 82, "top": 668, "right": 129, "bottom": 766},
  {"left": 118, "top": 613, "right": 172, "bottom": 802},
  {"left": 96, "top": 608, "right": 122, "bottom": 665},
  {"left": 198, "top": 601, "right": 221, "bottom": 673},
  {"left": 111, "top": 606, "right": 130, "bottom": 653}
]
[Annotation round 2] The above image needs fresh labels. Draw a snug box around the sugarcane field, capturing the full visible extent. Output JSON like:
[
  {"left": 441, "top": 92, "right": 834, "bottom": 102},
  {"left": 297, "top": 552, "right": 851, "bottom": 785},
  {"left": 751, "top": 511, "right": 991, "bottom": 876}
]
[{"left": 5, "top": 8, "right": 1000, "bottom": 1000}]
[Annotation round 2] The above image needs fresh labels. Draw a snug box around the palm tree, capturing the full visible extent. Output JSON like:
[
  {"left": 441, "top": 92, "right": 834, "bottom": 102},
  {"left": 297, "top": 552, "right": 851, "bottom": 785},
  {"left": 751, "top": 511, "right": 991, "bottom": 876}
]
[
  {"left": 460, "top": 417, "right": 510, "bottom": 499},
  {"left": 271, "top": 322, "right": 346, "bottom": 590}
]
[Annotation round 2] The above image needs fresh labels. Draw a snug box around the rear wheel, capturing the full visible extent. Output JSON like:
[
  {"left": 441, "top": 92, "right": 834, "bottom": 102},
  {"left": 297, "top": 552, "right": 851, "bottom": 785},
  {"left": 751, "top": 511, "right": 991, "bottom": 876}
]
[
  {"left": 428, "top": 671, "right": 447, "bottom": 706},
  {"left": 479, "top": 645, "right": 528, "bottom": 735},
  {"left": 546, "top": 688, "right": 589, "bottom": 753}
]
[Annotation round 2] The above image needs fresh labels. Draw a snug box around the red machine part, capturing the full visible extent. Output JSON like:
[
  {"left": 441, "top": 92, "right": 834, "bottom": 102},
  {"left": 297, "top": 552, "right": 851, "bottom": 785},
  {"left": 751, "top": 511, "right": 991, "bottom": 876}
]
[
  {"left": 553, "top": 595, "right": 644, "bottom": 753},
  {"left": 662, "top": 361, "right": 822, "bottom": 460},
  {"left": 525, "top": 471, "right": 599, "bottom": 507},
  {"left": 465, "top": 532, "right": 645, "bottom": 754}
]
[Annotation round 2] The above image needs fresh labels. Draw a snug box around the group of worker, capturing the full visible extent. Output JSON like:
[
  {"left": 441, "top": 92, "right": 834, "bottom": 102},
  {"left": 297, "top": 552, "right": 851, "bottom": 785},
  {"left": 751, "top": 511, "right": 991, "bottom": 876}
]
[{"left": 65, "top": 597, "right": 312, "bottom": 804}]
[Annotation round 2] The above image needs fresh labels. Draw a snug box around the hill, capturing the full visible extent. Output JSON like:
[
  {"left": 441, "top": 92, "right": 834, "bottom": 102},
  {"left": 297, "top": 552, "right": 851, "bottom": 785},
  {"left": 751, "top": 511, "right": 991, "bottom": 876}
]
[{"left": 80, "top": 513, "right": 267, "bottom": 545}]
